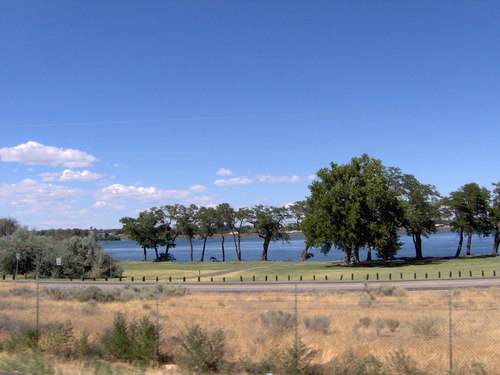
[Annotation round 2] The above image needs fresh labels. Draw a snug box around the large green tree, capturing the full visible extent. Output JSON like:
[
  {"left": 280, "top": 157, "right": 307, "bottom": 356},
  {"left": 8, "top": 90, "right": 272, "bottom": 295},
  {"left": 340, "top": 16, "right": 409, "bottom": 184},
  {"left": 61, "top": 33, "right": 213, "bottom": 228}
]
[
  {"left": 393, "top": 172, "right": 441, "bottom": 259},
  {"left": 445, "top": 183, "right": 491, "bottom": 257},
  {"left": 120, "top": 207, "right": 168, "bottom": 261},
  {"left": 249, "top": 205, "right": 290, "bottom": 261},
  {"left": 302, "top": 154, "right": 403, "bottom": 264}
]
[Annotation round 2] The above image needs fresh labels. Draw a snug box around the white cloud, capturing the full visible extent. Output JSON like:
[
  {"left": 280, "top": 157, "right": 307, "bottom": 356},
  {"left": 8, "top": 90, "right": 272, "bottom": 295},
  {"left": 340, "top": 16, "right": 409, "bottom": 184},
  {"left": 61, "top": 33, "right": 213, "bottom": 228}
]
[
  {"left": 214, "top": 173, "right": 314, "bottom": 186},
  {"left": 0, "top": 179, "right": 83, "bottom": 207},
  {"left": 97, "top": 184, "right": 192, "bottom": 202},
  {"left": 216, "top": 168, "right": 233, "bottom": 176},
  {"left": 39, "top": 169, "right": 103, "bottom": 182},
  {"left": 93, "top": 201, "right": 125, "bottom": 210},
  {"left": 214, "top": 177, "right": 254, "bottom": 186},
  {"left": 188, "top": 185, "right": 208, "bottom": 193},
  {"left": 187, "top": 195, "right": 220, "bottom": 206},
  {"left": 0, "top": 141, "right": 98, "bottom": 167}
]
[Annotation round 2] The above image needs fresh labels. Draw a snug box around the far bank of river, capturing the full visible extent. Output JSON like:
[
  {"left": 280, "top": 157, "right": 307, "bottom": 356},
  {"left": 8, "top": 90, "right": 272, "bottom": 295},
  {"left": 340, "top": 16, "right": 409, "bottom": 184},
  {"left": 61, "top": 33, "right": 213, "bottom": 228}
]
[{"left": 100, "top": 232, "right": 496, "bottom": 262}]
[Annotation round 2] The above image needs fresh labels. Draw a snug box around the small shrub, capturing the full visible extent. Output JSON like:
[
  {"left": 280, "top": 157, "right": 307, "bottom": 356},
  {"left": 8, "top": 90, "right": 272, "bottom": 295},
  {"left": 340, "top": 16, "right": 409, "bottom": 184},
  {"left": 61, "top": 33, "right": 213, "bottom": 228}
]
[
  {"left": 376, "top": 285, "right": 407, "bottom": 297},
  {"left": 359, "top": 317, "right": 372, "bottom": 328},
  {"left": 74, "top": 331, "right": 98, "bottom": 359},
  {"left": 327, "top": 350, "right": 386, "bottom": 375},
  {"left": 303, "top": 315, "right": 330, "bottom": 333},
  {"left": 260, "top": 310, "right": 296, "bottom": 330},
  {"left": 275, "top": 340, "right": 318, "bottom": 375},
  {"left": 76, "top": 286, "right": 115, "bottom": 302},
  {"left": 179, "top": 324, "right": 225, "bottom": 373},
  {"left": 374, "top": 318, "right": 386, "bottom": 336},
  {"left": 387, "top": 349, "right": 423, "bottom": 375},
  {"left": 385, "top": 318, "right": 400, "bottom": 333},
  {"left": 39, "top": 321, "right": 75, "bottom": 358},
  {"left": 5, "top": 326, "right": 39, "bottom": 352},
  {"left": 9, "top": 287, "right": 36, "bottom": 298},
  {"left": 359, "top": 294, "right": 376, "bottom": 308},
  {"left": 410, "top": 316, "right": 442, "bottom": 339}
]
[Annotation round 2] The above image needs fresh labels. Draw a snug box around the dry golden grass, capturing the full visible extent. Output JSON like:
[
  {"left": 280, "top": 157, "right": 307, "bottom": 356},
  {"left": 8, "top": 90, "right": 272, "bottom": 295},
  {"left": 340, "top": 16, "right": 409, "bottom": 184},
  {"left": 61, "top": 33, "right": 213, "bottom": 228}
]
[{"left": 0, "top": 281, "right": 498, "bottom": 374}]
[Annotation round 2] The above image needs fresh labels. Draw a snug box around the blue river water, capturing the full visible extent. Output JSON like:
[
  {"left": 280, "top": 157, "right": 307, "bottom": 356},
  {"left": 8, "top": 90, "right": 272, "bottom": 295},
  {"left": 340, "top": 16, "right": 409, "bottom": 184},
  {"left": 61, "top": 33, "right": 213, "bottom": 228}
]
[{"left": 100, "top": 232, "right": 495, "bottom": 262}]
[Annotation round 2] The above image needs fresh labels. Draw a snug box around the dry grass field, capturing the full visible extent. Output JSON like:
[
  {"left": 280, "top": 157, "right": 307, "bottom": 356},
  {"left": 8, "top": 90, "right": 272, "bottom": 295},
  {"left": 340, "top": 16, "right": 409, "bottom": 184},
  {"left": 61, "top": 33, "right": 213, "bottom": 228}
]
[{"left": 0, "top": 281, "right": 498, "bottom": 374}]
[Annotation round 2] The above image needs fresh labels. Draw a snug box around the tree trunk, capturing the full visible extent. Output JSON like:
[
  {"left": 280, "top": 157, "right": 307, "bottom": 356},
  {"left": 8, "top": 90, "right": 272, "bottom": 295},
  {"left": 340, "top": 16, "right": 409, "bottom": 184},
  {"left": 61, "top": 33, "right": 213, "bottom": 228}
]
[
  {"left": 153, "top": 246, "right": 159, "bottom": 261},
  {"left": 189, "top": 237, "right": 194, "bottom": 262},
  {"left": 221, "top": 235, "right": 225, "bottom": 262},
  {"left": 455, "top": 228, "right": 464, "bottom": 257},
  {"left": 301, "top": 244, "right": 311, "bottom": 261},
  {"left": 413, "top": 233, "right": 423, "bottom": 260},
  {"left": 353, "top": 248, "right": 360, "bottom": 263},
  {"left": 261, "top": 237, "right": 270, "bottom": 261},
  {"left": 200, "top": 237, "right": 207, "bottom": 262},
  {"left": 466, "top": 231, "right": 473, "bottom": 256},
  {"left": 366, "top": 246, "right": 372, "bottom": 261},
  {"left": 492, "top": 230, "right": 499, "bottom": 255},
  {"left": 232, "top": 232, "right": 240, "bottom": 261},
  {"left": 142, "top": 247, "right": 147, "bottom": 261}
]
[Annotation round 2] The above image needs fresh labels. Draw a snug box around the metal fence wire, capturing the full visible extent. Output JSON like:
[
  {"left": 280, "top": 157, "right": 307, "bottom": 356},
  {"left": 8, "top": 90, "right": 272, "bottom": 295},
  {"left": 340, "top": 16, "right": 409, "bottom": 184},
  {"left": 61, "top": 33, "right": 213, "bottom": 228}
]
[{"left": 0, "top": 281, "right": 499, "bottom": 374}]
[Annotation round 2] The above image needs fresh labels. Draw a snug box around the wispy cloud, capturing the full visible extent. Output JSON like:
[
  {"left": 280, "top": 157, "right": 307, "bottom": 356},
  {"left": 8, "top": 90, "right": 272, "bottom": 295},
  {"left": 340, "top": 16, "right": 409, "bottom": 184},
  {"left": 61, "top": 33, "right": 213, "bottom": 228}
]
[
  {"left": 214, "top": 177, "right": 254, "bottom": 186},
  {"left": 0, "top": 179, "right": 83, "bottom": 207},
  {"left": 0, "top": 141, "right": 98, "bottom": 168},
  {"left": 39, "top": 169, "right": 103, "bottom": 182},
  {"left": 214, "top": 173, "right": 314, "bottom": 186},
  {"left": 93, "top": 201, "right": 125, "bottom": 210},
  {"left": 97, "top": 183, "right": 196, "bottom": 203},
  {"left": 216, "top": 168, "right": 233, "bottom": 176},
  {"left": 188, "top": 185, "right": 208, "bottom": 193}
]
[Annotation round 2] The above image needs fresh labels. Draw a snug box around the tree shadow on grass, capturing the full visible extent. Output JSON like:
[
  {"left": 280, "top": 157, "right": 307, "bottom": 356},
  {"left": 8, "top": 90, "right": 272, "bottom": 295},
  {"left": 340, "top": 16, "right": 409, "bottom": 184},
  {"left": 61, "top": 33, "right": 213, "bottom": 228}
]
[{"left": 324, "top": 254, "right": 497, "bottom": 269}]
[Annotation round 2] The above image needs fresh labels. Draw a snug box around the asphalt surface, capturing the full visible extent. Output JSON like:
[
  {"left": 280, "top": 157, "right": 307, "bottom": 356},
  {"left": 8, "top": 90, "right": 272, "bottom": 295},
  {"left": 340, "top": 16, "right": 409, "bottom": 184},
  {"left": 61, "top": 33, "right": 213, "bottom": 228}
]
[{"left": 3, "top": 276, "right": 499, "bottom": 292}]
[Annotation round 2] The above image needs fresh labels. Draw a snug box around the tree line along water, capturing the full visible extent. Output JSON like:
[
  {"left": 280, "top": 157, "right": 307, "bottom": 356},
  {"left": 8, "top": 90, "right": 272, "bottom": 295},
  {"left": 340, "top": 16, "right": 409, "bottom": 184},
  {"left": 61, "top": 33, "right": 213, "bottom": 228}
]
[{"left": 100, "top": 232, "right": 495, "bottom": 263}]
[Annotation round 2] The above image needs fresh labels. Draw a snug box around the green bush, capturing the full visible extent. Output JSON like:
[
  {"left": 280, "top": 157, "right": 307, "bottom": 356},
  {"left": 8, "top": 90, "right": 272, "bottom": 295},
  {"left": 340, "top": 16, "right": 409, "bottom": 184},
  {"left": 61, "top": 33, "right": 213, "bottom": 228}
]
[
  {"left": 274, "top": 340, "right": 318, "bottom": 375},
  {"left": 385, "top": 318, "right": 400, "bottom": 333},
  {"left": 5, "top": 326, "right": 39, "bottom": 353},
  {"left": 387, "top": 349, "right": 424, "bottom": 375},
  {"left": 375, "top": 285, "right": 407, "bottom": 297},
  {"left": 358, "top": 294, "right": 376, "bottom": 308},
  {"left": 326, "top": 350, "right": 386, "bottom": 375},
  {"left": 39, "top": 321, "right": 75, "bottom": 358},
  {"left": 76, "top": 286, "right": 115, "bottom": 302},
  {"left": 260, "top": 310, "right": 296, "bottom": 330},
  {"left": 410, "top": 316, "right": 442, "bottom": 339},
  {"left": 179, "top": 324, "right": 225, "bottom": 373},
  {"left": 303, "top": 315, "right": 331, "bottom": 333},
  {"left": 100, "top": 313, "right": 159, "bottom": 365}
]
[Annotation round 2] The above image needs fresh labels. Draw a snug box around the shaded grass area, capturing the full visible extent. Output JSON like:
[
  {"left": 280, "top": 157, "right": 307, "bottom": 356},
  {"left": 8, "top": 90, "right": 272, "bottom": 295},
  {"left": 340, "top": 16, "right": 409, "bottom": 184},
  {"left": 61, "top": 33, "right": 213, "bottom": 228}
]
[{"left": 118, "top": 256, "right": 499, "bottom": 282}]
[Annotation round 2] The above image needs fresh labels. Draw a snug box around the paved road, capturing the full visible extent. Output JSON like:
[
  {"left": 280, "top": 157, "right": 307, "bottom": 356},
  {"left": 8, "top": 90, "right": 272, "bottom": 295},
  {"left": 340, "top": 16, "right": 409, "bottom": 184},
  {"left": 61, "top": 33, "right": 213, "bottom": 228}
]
[{"left": 3, "top": 276, "right": 499, "bottom": 292}]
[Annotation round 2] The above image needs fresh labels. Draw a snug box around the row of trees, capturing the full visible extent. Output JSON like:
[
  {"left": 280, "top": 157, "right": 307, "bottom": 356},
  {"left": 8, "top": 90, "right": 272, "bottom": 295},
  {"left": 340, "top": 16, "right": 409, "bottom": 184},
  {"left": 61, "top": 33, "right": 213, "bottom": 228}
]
[
  {"left": 120, "top": 204, "right": 290, "bottom": 262},
  {"left": 121, "top": 155, "right": 498, "bottom": 264}
]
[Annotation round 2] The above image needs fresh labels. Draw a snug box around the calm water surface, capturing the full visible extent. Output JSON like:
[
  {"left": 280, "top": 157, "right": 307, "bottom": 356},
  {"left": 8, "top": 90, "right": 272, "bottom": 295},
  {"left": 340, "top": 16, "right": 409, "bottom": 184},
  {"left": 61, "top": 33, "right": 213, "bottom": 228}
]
[{"left": 100, "top": 232, "right": 495, "bottom": 262}]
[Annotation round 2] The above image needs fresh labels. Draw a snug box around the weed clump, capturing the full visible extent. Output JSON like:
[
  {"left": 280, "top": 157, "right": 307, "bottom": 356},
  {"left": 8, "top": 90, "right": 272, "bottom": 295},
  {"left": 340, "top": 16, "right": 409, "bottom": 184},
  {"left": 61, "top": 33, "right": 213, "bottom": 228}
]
[{"left": 410, "top": 316, "right": 443, "bottom": 339}]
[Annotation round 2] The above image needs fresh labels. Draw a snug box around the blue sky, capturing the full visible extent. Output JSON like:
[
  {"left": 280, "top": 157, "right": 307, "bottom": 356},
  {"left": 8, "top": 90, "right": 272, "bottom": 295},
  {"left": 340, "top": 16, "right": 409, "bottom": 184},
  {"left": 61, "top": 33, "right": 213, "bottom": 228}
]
[{"left": 1, "top": 0, "right": 499, "bottom": 229}]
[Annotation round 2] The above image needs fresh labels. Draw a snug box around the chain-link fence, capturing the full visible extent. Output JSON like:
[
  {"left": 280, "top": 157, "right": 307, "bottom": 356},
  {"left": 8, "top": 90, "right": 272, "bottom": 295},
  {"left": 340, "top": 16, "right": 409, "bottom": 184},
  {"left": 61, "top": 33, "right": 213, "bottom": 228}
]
[{"left": 0, "top": 281, "right": 498, "bottom": 374}]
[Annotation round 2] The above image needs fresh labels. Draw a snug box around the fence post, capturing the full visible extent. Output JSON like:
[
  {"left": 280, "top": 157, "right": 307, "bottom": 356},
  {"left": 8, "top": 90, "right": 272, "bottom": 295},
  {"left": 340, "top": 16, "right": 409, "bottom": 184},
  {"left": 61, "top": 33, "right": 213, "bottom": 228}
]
[{"left": 448, "top": 287, "right": 453, "bottom": 372}]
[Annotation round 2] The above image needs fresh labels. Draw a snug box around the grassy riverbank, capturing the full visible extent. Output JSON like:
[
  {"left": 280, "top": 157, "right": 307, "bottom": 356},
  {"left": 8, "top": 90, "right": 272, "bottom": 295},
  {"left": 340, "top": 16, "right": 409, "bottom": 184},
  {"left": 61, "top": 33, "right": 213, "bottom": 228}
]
[{"left": 118, "top": 255, "right": 499, "bottom": 282}]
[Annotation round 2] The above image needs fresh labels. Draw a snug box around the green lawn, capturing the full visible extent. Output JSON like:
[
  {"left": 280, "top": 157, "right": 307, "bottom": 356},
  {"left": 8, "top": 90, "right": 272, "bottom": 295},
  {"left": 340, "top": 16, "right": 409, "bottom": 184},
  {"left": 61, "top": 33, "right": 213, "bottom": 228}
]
[{"left": 117, "top": 256, "right": 499, "bottom": 282}]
